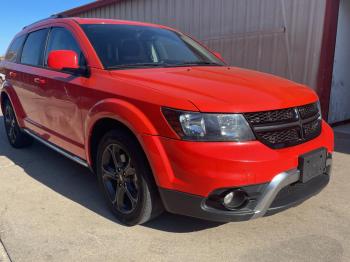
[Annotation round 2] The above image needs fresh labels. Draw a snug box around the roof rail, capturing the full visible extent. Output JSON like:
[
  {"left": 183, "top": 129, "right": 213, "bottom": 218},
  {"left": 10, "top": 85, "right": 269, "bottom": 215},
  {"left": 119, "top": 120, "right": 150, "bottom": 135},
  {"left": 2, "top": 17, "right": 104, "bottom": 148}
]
[
  {"left": 22, "top": 14, "right": 67, "bottom": 30},
  {"left": 50, "top": 14, "right": 67, "bottom": 19}
]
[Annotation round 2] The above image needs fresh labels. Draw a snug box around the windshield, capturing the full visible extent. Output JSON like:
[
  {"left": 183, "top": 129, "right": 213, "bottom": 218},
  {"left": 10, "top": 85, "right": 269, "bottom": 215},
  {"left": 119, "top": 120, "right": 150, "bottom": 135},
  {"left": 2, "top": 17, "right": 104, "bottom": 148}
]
[{"left": 81, "top": 24, "right": 225, "bottom": 69}]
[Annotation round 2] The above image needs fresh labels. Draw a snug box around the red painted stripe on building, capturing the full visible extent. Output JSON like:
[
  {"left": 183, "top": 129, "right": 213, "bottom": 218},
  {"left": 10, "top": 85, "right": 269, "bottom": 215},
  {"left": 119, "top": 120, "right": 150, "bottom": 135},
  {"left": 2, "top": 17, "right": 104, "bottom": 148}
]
[{"left": 317, "top": 0, "right": 340, "bottom": 120}]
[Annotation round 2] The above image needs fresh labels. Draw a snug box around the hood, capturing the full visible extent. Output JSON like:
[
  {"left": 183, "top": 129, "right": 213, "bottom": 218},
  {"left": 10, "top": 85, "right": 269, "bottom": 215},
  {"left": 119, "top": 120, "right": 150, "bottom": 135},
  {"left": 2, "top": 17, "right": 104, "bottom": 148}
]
[{"left": 109, "top": 66, "right": 318, "bottom": 113}]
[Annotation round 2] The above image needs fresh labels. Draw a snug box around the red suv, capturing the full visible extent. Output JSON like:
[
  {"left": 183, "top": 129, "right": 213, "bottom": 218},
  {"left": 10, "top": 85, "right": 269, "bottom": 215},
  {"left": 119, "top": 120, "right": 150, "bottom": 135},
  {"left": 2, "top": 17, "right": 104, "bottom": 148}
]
[{"left": 0, "top": 16, "right": 334, "bottom": 225}]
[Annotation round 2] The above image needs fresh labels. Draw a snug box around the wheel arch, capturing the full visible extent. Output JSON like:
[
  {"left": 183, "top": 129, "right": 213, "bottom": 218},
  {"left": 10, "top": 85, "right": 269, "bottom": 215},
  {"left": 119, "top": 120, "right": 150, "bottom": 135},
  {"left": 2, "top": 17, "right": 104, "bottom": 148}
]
[
  {"left": 0, "top": 90, "right": 9, "bottom": 113},
  {"left": 1, "top": 85, "right": 26, "bottom": 127},
  {"left": 85, "top": 98, "right": 158, "bottom": 171},
  {"left": 88, "top": 117, "right": 136, "bottom": 172}
]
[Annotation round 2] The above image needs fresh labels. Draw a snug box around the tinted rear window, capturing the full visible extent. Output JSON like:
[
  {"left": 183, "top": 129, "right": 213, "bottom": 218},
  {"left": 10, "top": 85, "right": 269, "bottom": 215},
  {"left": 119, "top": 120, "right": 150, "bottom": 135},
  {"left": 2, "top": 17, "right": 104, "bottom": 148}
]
[
  {"left": 21, "top": 29, "right": 49, "bottom": 66},
  {"left": 5, "top": 35, "right": 26, "bottom": 63}
]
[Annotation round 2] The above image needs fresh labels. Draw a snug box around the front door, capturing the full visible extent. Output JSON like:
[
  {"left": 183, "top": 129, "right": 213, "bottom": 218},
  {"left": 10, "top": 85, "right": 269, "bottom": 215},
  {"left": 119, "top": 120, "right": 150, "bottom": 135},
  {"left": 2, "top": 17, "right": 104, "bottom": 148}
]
[{"left": 30, "top": 26, "right": 88, "bottom": 158}]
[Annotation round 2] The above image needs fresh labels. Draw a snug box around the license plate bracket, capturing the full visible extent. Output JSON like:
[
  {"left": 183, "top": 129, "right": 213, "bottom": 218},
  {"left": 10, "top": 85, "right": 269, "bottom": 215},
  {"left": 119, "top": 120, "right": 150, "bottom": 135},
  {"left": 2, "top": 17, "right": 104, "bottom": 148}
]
[{"left": 298, "top": 148, "right": 327, "bottom": 183}]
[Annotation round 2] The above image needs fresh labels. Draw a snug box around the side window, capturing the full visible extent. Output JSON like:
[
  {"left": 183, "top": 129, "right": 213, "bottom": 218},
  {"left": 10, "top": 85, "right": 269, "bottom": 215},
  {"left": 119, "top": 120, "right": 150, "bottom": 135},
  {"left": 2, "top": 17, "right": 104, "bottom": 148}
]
[
  {"left": 21, "top": 29, "right": 49, "bottom": 66},
  {"left": 5, "top": 35, "right": 26, "bottom": 63},
  {"left": 45, "top": 27, "right": 86, "bottom": 67}
]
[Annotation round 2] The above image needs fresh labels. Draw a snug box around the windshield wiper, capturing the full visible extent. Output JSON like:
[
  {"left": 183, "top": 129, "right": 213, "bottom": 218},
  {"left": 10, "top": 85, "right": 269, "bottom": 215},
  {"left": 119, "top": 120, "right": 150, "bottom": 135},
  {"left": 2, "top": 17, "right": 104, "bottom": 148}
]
[
  {"left": 108, "top": 61, "right": 223, "bottom": 70},
  {"left": 108, "top": 63, "right": 170, "bottom": 70},
  {"left": 172, "top": 61, "right": 223, "bottom": 67}
]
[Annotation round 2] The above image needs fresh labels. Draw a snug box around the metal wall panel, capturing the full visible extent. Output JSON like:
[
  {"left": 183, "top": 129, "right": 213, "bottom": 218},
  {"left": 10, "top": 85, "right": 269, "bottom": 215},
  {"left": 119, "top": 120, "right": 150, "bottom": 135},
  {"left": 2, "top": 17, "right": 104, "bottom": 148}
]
[
  {"left": 74, "top": 0, "right": 326, "bottom": 90},
  {"left": 329, "top": 0, "right": 350, "bottom": 123}
]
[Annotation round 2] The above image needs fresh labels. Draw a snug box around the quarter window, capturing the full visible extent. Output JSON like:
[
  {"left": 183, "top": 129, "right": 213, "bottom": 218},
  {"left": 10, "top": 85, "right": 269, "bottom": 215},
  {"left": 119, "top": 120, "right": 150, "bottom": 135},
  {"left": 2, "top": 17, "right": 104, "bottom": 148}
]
[
  {"left": 45, "top": 27, "right": 86, "bottom": 67},
  {"left": 20, "top": 29, "right": 49, "bottom": 66},
  {"left": 5, "top": 35, "right": 26, "bottom": 63}
]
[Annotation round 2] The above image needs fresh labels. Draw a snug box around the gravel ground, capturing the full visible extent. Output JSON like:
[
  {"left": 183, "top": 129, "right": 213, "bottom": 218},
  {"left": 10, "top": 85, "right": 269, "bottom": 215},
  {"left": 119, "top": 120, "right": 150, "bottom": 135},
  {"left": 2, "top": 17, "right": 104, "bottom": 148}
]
[{"left": 0, "top": 110, "right": 349, "bottom": 262}]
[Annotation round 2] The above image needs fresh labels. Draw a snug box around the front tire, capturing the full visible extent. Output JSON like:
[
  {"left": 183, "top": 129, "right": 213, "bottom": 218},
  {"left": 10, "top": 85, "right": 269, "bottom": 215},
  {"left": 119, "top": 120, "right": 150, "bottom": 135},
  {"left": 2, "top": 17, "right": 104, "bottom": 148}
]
[
  {"left": 96, "top": 129, "right": 163, "bottom": 226},
  {"left": 3, "top": 100, "right": 32, "bottom": 148}
]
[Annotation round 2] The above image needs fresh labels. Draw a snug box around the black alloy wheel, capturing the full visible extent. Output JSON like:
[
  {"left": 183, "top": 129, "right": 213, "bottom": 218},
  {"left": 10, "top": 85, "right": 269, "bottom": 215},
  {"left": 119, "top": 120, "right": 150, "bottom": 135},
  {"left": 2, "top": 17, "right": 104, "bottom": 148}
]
[
  {"left": 101, "top": 143, "right": 139, "bottom": 214},
  {"left": 3, "top": 100, "right": 32, "bottom": 148},
  {"left": 96, "top": 130, "right": 163, "bottom": 225},
  {"left": 4, "top": 102, "right": 19, "bottom": 145}
]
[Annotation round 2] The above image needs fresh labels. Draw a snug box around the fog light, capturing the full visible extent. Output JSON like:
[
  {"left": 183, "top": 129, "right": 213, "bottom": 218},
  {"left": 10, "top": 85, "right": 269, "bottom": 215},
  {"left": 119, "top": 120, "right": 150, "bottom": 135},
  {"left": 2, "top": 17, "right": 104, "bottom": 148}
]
[
  {"left": 223, "top": 192, "right": 235, "bottom": 205},
  {"left": 222, "top": 190, "right": 247, "bottom": 210}
]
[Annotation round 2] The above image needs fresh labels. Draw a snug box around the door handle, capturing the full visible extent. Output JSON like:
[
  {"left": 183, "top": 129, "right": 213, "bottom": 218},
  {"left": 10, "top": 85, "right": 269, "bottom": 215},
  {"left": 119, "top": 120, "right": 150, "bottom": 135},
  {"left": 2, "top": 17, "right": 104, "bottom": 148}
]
[
  {"left": 9, "top": 71, "right": 17, "bottom": 78},
  {"left": 34, "top": 77, "right": 46, "bottom": 85}
]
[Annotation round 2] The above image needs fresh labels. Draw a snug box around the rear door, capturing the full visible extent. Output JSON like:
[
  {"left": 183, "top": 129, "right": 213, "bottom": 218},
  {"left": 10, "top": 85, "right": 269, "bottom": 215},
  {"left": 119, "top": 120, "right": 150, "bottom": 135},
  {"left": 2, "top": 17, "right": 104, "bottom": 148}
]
[
  {"left": 1, "top": 34, "right": 27, "bottom": 113},
  {"left": 17, "top": 28, "right": 50, "bottom": 125}
]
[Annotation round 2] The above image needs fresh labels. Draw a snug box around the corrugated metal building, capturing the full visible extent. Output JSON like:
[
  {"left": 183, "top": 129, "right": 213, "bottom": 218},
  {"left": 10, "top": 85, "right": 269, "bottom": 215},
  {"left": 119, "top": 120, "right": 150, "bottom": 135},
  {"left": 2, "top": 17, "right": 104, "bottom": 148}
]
[{"left": 60, "top": 0, "right": 348, "bottom": 124}]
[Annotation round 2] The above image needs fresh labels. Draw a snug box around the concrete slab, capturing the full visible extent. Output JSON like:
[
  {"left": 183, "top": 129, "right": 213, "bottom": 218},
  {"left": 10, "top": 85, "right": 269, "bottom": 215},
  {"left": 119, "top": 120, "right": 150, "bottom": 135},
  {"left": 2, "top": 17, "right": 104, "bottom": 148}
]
[
  {"left": 0, "top": 239, "right": 10, "bottom": 262},
  {"left": 333, "top": 123, "right": 350, "bottom": 136}
]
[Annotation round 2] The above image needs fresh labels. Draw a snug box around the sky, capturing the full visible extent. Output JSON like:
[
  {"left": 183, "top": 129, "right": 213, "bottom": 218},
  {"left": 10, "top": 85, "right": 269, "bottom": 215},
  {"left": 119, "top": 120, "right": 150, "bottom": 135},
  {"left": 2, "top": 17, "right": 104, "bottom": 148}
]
[{"left": 0, "top": 0, "right": 93, "bottom": 56}]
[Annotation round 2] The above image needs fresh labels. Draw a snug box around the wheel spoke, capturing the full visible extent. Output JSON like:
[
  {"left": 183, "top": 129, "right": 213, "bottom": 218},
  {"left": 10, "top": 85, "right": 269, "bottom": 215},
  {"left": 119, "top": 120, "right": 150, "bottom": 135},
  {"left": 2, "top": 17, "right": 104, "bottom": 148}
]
[
  {"left": 113, "top": 184, "right": 126, "bottom": 210},
  {"left": 109, "top": 146, "right": 123, "bottom": 171},
  {"left": 102, "top": 166, "right": 117, "bottom": 180},
  {"left": 5, "top": 115, "right": 11, "bottom": 124},
  {"left": 13, "top": 124, "right": 18, "bottom": 134},
  {"left": 5, "top": 108, "right": 13, "bottom": 125},
  {"left": 9, "top": 127, "right": 15, "bottom": 141},
  {"left": 124, "top": 166, "right": 136, "bottom": 177},
  {"left": 124, "top": 184, "right": 137, "bottom": 208}
]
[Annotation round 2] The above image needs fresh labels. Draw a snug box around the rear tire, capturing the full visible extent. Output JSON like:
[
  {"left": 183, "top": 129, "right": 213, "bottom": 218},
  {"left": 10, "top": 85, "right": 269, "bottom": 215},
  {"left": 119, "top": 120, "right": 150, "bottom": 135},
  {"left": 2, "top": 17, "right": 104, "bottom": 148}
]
[
  {"left": 3, "top": 100, "right": 32, "bottom": 148},
  {"left": 96, "top": 129, "right": 163, "bottom": 226}
]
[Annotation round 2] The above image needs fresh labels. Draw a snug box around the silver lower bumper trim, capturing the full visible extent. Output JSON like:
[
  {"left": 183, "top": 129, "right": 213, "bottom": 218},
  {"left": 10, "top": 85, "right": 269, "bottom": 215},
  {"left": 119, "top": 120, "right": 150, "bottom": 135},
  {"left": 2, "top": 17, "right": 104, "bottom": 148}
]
[
  {"left": 251, "top": 155, "right": 332, "bottom": 219},
  {"left": 251, "top": 169, "right": 300, "bottom": 219}
]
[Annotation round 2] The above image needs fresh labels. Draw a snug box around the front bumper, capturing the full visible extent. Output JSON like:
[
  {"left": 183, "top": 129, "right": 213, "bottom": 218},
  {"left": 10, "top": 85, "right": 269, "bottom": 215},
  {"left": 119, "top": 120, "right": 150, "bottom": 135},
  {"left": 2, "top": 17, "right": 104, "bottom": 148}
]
[
  {"left": 142, "top": 121, "right": 334, "bottom": 197},
  {"left": 159, "top": 156, "right": 332, "bottom": 222}
]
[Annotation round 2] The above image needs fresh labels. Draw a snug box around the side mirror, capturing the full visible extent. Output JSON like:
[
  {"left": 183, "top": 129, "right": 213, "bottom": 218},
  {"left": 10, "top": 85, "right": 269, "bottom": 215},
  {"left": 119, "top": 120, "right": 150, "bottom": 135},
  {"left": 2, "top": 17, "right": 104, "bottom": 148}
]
[
  {"left": 48, "top": 50, "right": 79, "bottom": 71},
  {"left": 213, "top": 51, "right": 224, "bottom": 61},
  {"left": 48, "top": 50, "right": 90, "bottom": 77}
]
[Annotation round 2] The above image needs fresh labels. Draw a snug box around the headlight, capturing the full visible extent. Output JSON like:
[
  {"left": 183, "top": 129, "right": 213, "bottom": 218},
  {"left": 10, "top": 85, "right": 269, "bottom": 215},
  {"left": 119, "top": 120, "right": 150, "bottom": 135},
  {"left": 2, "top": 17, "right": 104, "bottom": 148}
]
[{"left": 162, "top": 108, "right": 255, "bottom": 142}]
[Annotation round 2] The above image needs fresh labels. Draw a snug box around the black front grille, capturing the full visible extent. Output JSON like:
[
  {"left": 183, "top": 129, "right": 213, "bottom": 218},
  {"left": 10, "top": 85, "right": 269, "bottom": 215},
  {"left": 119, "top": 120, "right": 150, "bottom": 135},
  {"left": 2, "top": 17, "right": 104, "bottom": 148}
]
[
  {"left": 258, "top": 127, "right": 300, "bottom": 145},
  {"left": 244, "top": 108, "right": 296, "bottom": 125},
  {"left": 298, "top": 103, "right": 319, "bottom": 119},
  {"left": 303, "top": 118, "right": 322, "bottom": 139},
  {"left": 244, "top": 103, "right": 322, "bottom": 149}
]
